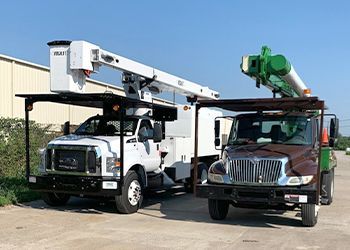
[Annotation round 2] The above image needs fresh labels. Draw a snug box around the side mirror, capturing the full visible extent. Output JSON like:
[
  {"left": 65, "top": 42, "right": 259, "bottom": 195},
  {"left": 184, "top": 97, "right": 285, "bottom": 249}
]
[
  {"left": 214, "top": 116, "right": 234, "bottom": 150},
  {"left": 63, "top": 121, "right": 70, "bottom": 135},
  {"left": 330, "top": 118, "right": 339, "bottom": 139},
  {"left": 153, "top": 123, "right": 162, "bottom": 143},
  {"left": 214, "top": 120, "right": 221, "bottom": 148},
  {"left": 329, "top": 118, "right": 339, "bottom": 147},
  {"left": 215, "top": 138, "right": 221, "bottom": 147},
  {"left": 138, "top": 127, "right": 148, "bottom": 142}
]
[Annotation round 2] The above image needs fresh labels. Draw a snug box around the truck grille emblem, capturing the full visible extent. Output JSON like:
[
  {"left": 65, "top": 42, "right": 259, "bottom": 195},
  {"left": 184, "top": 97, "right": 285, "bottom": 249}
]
[{"left": 249, "top": 157, "right": 260, "bottom": 167}]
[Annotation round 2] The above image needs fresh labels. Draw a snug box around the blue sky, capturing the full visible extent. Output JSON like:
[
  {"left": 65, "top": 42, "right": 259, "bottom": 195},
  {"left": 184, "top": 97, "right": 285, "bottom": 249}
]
[{"left": 1, "top": 1, "right": 350, "bottom": 135}]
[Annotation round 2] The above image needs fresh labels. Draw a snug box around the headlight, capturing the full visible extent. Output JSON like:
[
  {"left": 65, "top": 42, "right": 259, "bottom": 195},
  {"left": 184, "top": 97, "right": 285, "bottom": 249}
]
[
  {"left": 106, "top": 157, "right": 121, "bottom": 177},
  {"left": 208, "top": 173, "right": 225, "bottom": 183},
  {"left": 286, "top": 175, "right": 314, "bottom": 186},
  {"left": 208, "top": 160, "right": 227, "bottom": 183},
  {"left": 38, "top": 148, "right": 46, "bottom": 173}
]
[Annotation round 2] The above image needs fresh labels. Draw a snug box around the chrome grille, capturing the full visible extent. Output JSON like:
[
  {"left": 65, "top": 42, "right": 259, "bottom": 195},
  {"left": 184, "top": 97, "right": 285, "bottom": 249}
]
[{"left": 228, "top": 159, "right": 282, "bottom": 184}]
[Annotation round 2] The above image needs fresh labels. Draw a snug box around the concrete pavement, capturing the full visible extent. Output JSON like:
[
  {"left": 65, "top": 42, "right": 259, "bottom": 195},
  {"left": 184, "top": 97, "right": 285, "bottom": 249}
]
[{"left": 0, "top": 151, "right": 349, "bottom": 249}]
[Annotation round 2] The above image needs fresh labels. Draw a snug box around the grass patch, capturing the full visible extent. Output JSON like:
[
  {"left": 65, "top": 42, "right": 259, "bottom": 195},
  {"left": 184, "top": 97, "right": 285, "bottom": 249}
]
[{"left": 0, "top": 177, "right": 40, "bottom": 206}]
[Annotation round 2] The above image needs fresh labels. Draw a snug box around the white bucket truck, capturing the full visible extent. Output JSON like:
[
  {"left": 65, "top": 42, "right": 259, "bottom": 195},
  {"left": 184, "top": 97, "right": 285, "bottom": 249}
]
[{"left": 18, "top": 40, "right": 222, "bottom": 213}]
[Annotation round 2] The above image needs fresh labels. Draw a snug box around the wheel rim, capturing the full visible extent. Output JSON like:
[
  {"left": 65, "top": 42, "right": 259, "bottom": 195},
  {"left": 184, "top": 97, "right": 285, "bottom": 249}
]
[{"left": 128, "top": 180, "right": 141, "bottom": 206}]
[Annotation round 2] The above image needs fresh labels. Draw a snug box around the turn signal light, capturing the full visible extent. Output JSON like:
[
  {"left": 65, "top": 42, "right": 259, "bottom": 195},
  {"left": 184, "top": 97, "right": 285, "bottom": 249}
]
[
  {"left": 303, "top": 89, "right": 311, "bottom": 96},
  {"left": 183, "top": 105, "right": 191, "bottom": 111},
  {"left": 115, "top": 159, "right": 121, "bottom": 167},
  {"left": 112, "top": 104, "right": 120, "bottom": 112}
]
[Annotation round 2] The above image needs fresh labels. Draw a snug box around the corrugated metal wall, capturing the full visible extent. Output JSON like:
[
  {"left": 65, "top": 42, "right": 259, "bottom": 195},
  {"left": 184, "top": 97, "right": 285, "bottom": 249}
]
[{"left": 0, "top": 54, "right": 172, "bottom": 127}]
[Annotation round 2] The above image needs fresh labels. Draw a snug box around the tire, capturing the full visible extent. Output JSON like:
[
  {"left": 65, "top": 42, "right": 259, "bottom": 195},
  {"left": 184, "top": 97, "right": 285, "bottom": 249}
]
[
  {"left": 301, "top": 203, "right": 318, "bottom": 227},
  {"left": 208, "top": 199, "right": 229, "bottom": 220},
  {"left": 115, "top": 171, "right": 143, "bottom": 214},
  {"left": 41, "top": 192, "right": 70, "bottom": 206},
  {"left": 184, "top": 163, "right": 208, "bottom": 193},
  {"left": 321, "top": 169, "right": 334, "bottom": 205}
]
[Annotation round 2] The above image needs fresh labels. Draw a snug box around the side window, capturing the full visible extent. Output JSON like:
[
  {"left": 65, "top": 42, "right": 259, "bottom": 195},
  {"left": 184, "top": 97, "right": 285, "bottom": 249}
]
[
  {"left": 85, "top": 119, "right": 100, "bottom": 134},
  {"left": 139, "top": 120, "right": 154, "bottom": 139}
]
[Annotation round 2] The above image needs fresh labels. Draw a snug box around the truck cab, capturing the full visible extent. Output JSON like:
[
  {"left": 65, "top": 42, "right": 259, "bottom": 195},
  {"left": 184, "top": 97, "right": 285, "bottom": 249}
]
[
  {"left": 35, "top": 110, "right": 165, "bottom": 214},
  {"left": 43, "top": 115, "right": 162, "bottom": 180},
  {"left": 214, "top": 112, "right": 319, "bottom": 187}
]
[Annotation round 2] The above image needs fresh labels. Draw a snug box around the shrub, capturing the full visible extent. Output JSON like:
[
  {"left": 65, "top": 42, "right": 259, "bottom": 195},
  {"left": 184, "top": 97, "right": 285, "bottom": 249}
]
[
  {"left": 0, "top": 117, "right": 54, "bottom": 178},
  {"left": 0, "top": 117, "right": 54, "bottom": 206},
  {"left": 0, "top": 177, "right": 40, "bottom": 206}
]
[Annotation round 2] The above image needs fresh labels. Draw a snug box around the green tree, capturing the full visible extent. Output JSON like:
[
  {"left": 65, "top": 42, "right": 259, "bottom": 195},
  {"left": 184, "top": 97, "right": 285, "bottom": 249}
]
[{"left": 334, "top": 134, "right": 350, "bottom": 151}]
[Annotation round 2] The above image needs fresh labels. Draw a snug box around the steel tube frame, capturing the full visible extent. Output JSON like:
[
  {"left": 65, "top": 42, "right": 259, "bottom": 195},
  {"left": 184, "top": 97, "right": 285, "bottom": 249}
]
[
  {"left": 25, "top": 100, "right": 31, "bottom": 180},
  {"left": 316, "top": 103, "right": 325, "bottom": 204},
  {"left": 193, "top": 104, "right": 200, "bottom": 195},
  {"left": 119, "top": 100, "right": 125, "bottom": 184}
]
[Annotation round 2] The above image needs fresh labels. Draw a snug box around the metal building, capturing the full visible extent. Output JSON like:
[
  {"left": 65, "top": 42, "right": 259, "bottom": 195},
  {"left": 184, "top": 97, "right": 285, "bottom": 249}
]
[{"left": 0, "top": 54, "right": 173, "bottom": 127}]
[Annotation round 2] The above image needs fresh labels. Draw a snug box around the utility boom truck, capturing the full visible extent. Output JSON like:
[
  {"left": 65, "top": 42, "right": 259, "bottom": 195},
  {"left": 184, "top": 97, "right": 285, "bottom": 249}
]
[
  {"left": 18, "top": 40, "right": 222, "bottom": 214},
  {"left": 195, "top": 46, "right": 338, "bottom": 227}
]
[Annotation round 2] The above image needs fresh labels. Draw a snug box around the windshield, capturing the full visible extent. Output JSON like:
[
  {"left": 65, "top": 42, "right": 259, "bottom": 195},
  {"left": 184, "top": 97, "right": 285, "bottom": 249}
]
[
  {"left": 228, "top": 114, "right": 312, "bottom": 146},
  {"left": 74, "top": 116, "right": 138, "bottom": 136}
]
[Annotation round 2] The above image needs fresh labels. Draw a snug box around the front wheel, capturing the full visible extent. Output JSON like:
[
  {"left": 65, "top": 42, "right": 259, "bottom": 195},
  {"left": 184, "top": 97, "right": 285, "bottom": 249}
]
[
  {"left": 301, "top": 203, "right": 319, "bottom": 227},
  {"left": 41, "top": 192, "right": 70, "bottom": 206},
  {"left": 208, "top": 199, "right": 229, "bottom": 220},
  {"left": 115, "top": 171, "right": 143, "bottom": 214}
]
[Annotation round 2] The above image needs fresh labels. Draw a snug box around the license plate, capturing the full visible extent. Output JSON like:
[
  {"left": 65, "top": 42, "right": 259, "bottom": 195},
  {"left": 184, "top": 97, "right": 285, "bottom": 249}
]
[
  {"left": 102, "top": 181, "right": 118, "bottom": 189},
  {"left": 29, "top": 176, "right": 37, "bottom": 183},
  {"left": 285, "top": 194, "right": 308, "bottom": 203}
]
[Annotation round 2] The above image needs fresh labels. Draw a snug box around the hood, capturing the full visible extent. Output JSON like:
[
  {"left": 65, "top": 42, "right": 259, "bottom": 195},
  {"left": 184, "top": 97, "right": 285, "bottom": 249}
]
[
  {"left": 48, "top": 134, "right": 126, "bottom": 155},
  {"left": 225, "top": 143, "right": 314, "bottom": 168}
]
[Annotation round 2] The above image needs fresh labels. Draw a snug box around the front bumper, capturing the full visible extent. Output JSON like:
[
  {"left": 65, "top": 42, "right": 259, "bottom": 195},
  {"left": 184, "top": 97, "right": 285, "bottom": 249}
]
[
  {"left": 28, "top": 175, "right": 121, "bottom": 197},
  {"left": 196, "top": 183, "right": 318, "bottom": 205}
]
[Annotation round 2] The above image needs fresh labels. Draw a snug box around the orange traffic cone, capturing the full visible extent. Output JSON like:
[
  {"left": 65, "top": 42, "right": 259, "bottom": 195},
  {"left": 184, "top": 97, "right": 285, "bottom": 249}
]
[{"left": 322, "top": 128, "right": 329, "bottom": 146}]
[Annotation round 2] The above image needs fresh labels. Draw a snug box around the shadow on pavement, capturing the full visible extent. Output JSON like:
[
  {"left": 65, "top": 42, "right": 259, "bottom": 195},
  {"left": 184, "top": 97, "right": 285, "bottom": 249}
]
[
  {"left": 140, "top": 186, "right": 303, "bottom": 228},
  {"left": 21, "top": 186, "right": 302, "bottom": 228}
]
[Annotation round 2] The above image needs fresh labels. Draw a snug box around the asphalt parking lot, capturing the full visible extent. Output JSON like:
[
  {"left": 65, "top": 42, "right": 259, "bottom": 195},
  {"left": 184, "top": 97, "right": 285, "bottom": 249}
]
[{"left": 0, "top": 151, "right": 349, "bottom": 250}]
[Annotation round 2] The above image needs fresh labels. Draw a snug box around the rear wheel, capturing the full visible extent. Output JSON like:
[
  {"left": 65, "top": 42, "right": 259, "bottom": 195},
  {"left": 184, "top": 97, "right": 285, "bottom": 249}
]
[
  {"left": 41, "top": 192, "right": 70, "bottom": 206},
  {"left": 321, "top": 169, "right": 334, "bottom": 205},
  {"left": 208, "top": 199, "right": 229, "bottom": 220},
  {"left": 115, "top": 171, "right": 143, "bottom": 214},
  {"left": 301, "top": 203, "right": 318, "bottom": 227}
]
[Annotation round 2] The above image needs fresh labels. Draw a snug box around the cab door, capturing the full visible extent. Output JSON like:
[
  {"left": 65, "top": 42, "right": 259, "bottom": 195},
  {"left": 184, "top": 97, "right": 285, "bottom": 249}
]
[{"left": 137, "top": 119, "right": 161, "bottom": 172}]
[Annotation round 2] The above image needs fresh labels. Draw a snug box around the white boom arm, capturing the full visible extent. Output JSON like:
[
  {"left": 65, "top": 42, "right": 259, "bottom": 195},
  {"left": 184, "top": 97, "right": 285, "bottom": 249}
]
[{"left": 48, "top": 40, "right": 219, "bottom": 102}]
